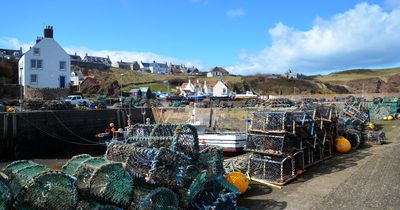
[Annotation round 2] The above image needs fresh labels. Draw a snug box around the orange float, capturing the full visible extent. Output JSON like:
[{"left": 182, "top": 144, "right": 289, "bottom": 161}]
[
  {"left": 225, "top": 172, "right": 249, "bottom": 194},
  {"left": 335, "top": 136, "right": 351, "bottom": 153}
]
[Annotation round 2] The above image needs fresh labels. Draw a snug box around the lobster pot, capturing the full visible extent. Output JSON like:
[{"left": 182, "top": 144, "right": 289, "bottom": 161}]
[
  {"left": 132, "top": 184, "right": 178, "bottom": 210},
  {"left": 303, "top": 146, "right": 313, "bottom": 168},
  {"left": 126, "top": 124, "right": 155, "bottom": 137},
  {"left": 188, "top": 171, "right": 240, "bottom": 210},
  {"left": 342, "top": 129, "right": 363, "bottom": 149},
  {"left": 248, "top": 154, "right": 295, "bottom": 185},
  {"left": 342, "top": 105, "right": 369, "bottom": 124},
  {"left": 126, "top": 136, "right": 174, "bottom": 148},
  {"left": 293, "top": 151, "right": 305, "bottom": 172},
  {"left": 322, "top": 141, "right": 332, "bottom": 159},
  {"left": 250, "top": 111, "right": 294, "bottom": 133},
  {"left": 62, "top": 156, "right": 134, "bottom": 208},
  {"left": 312, "top": 143, "right": 323, "bottom": 163},
  {"left": 362, "top": 130, "right": 386, "bottom": 144},
  {"left": 76, "top": 199, "right": 121, "bottom": 210},
  {"left": 197, "top": 146, "right": 225, "bottom": 176},
  {"left": 171, "top": 124, "right": 200, "bottom": 161},
  {"left": 315, "top": 105, "right": 336, "bottom": 121},
  {"left": 150, "top": 124, "right": 179, "bottom": 137},
  {"left": 62, "top": 154, "right": 92, "bottom": 176},
  {"left": 2, "top": 160, "right": 77, "bottom": 210},
  {"left": 245, "top": 133, "right": 301, "bottom": 155},
  {"left": 223, "top": 153, "right": 251, "bottom": 174},
  {"left": 105, "top": 143, "right": 187, "bottom": 188},
  {"left": 0, "top": 180, "right": 12, "bottom": 210}
]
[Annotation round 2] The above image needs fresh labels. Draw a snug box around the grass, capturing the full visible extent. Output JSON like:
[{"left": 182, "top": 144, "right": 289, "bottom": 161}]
[{"left": 314, "top": 67, "right": 400, "bottom": 82}]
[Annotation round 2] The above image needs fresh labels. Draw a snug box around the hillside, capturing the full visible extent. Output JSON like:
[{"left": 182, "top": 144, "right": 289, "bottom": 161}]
[{"left": 313, "top": 67, "right": 400, "bottom": 93}]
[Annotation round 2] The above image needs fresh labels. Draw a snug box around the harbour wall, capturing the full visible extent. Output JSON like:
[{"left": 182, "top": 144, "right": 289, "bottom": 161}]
[{"left": 0, "top": 108, "right": 154, "bottom": 160}]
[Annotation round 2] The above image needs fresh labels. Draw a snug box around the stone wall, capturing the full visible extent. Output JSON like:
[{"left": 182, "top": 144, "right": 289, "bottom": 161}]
[{"left": 25, "top": 86, "right": 70, "bottom": 100}]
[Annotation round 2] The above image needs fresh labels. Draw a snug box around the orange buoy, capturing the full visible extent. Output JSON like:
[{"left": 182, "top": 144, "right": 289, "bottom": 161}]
[
  {"left": 335, "top": 136, "right": 351, "bottom": 153},
  {"left": 226, "top": 172, "right": 249, "bottom": 194}
]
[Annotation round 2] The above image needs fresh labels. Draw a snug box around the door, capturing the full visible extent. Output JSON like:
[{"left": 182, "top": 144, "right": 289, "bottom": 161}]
[{"left": 59, "top": 76, "right": 66, "bottom": 88}]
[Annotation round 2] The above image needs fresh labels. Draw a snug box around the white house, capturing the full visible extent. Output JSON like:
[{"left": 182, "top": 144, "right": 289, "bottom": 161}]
[
  {"left": 212, "top": 80, "right": 230, "bottom": 97},
  {"left": 207, "top": 67, "right": 229, "bottom": 77},
  {"left": 18, "top": 26, "right": 71, "bottom": 95},
  {"left": 70, "top": 71, "right": 84, "bottom": 86}
]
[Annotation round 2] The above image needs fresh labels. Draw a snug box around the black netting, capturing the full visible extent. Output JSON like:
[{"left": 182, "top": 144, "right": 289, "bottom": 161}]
[
  {"left": 250, "top": 111, "right": 294, "bottom": 133},
  {"left": 246, "top": 133, "right": 301, "bottom": 155},
  {"left": 248, "top": 154, "right": 295, "bottom": 185},
  {"left": 362, "top": 130, "right": 386, "bottom": 144},
  {"left": 0, "top": 179, "right": 12, "bottom": 210}
]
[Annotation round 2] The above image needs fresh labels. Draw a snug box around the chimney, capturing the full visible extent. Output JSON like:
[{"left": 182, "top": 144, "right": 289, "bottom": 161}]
[
  {"left": 44, "top": 25, "right": 53, "bottom": 38},
  {"left": 36, "top": 36, "right": 43, "bottom": 44}
]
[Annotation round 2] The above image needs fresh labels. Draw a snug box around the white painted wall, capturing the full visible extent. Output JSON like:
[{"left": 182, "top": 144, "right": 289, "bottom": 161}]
[
  {"left": 212, "top": 81, "right": 229, "bottom": 97},
  {"left": 19, "top": 37, "right": 70, "bottom": 93}
]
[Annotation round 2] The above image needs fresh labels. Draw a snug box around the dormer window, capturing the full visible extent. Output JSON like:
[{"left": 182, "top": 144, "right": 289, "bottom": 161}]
[{"left": 33, "top": 48, "right": 40, "bottom": 56}]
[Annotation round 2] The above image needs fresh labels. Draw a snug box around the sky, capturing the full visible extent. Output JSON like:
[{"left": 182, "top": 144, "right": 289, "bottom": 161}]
[{"left": 1, "top": 0, "right": 400, "bottom": 75}]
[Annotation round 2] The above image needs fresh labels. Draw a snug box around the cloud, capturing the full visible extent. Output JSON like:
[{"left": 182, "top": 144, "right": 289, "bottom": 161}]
[
  {"left": 227, "top": 8, "right": 245, "bottom": 17},
  {"left": 0, "top": 37, "right": 34, "bottom": 52},
  {"left": 228, "top": 3, "right": 400, "bottom": 75},
  {"left": 0, "top": 37, "right": 203, "bottom": 69}
]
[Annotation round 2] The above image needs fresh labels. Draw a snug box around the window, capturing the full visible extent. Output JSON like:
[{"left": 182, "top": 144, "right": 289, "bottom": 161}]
[
  {"left": 31, "top": 59, "right": 43, "bottom": 69},
  {"left": 30, "top": 74, "right": 38, "bottom": 85},
  {"left": 59, "top": 61, "right": 66, "bottom": 70},
  {"left": 33, "top": 48, "right": 40, "bottom": 55},
  {"left": 223, "top": 88, "right": 227, "bottom": 94}
]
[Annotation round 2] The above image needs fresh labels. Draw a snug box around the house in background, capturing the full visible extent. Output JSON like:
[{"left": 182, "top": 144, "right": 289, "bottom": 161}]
[
  {"left": 18, "top": 26, "right": 71, "bottom": 98},
  {"left": 70, "top": 71, "right": 84, "bottom": 87},
  {"left": 212, "top": 80, "right": 230, "bottom": 97},
  {"left": 0, "top": 47, "right": 23, "bottom": 61},
  {"left": 82, "top": 54, "right": 112, "bottom": 69},
  {"left": 207, "top": 67, "right": 229, "bottom": 77},
  {"left": 203, "top": 81, "right": 215, "bottom": 96},
  {"left": 282, "top": 69, "right": 304, "bottom": 80}
]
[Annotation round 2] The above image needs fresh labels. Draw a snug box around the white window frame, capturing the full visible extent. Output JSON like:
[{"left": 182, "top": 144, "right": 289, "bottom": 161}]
[
  {"left": 59, "top": 61, "right": 66, "bottom": 70},
  {"left": 31, "top": 59, "right": 43, "bottom": 69},
  {"left": 30, "top": 74, "right": 38, "bottom": 85},
  {"left": 33, "top": 48, "right": 40, "bottom": 56}
]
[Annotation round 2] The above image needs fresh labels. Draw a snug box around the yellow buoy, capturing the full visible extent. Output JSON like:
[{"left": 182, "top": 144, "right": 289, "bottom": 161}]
[
  {"left": 367, "top": 123, "right": 375, "bottom": 131},
  {"left": 335, "top": 136, "right": 351, "bottom": 153},
  {"left": 226, "top": 172, "right": 249, "bottom": 194},
  {"left": 387, "top": 115, "right": 394, "bottom": 121}
]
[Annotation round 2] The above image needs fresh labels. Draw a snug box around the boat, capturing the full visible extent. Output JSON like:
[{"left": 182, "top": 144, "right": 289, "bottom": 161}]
[{"left": 198, "top": 132, "right": 247, "bottom": 153}]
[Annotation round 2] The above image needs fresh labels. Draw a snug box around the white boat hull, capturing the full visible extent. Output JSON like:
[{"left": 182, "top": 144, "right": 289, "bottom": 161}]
[{"left": 198, "top": 132, "right": 247, "bottom": 153}]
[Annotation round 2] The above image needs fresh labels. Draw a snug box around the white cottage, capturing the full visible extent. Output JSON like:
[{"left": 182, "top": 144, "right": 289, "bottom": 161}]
[
  {"left": 212, "top": 80, "right": 230, "bottom": 97},
  {"left": 18, "top": 26, "right": 71, "bottom": 95}
]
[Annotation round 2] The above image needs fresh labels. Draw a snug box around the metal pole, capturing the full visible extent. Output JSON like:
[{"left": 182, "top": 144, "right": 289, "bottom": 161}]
[
  {"left": 19, "top": 68, "right": 23, "bottom": 112},
  {"left": 120, "top": 73, "right": 124, "bottom": 108}
]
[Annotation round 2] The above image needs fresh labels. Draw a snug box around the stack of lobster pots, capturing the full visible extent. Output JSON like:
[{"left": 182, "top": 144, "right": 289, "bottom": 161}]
[{"left": 245, "top": 104, "right": 337, "bottom": 185}]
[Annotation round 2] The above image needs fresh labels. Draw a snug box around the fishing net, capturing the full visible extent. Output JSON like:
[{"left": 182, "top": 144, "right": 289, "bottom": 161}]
[
  {"left": 0, "top": 179, "right": 12, "bottom": 210},
  {"left": 125, "top": 124, "right": 199, "bottom": 161},
  {"left": 224, "top": 153, "right": 251, "bottom": 174},
  {"left": 248, "top": 154, "right": 295, "bottom": 185},
  {"left": 246, "top": 133, "right": 301, "bottom": 156},
  {"left": 132, "top": 184, "right": 178, "bottom": 210},
  {"left": 105, "top": 143, "right": 187, "bottom": 188},
  {"left": 2, "top": 160, "right": 78, "bottom": 210},
  {"left": 342, "top": 105, "right": 369, "bottom": 124},
  {"left": 197, "top": 146, "right": 225, "bottom": 176},
  {"left": 250, "top": 111, "right": 295, "bottom": 133},
  {"left": 341, "top": 129, "right": 363, "bottom": 149},
  {"left": 188, "top": 171, "right": 240, "bottom": 210},
  {"left": 362, "top": 130, "right": 386, "bottom": 144},
  {"left": 76, "top": 199, "right": 122, "bottom": 210},
  {"left": 62, "top": 155, "right": 134, "bottom": 208}
]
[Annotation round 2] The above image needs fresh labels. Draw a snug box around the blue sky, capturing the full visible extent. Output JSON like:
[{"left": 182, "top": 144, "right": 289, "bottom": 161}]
[{"left": 1, "top": 0, "right": 400, "bottom": 75}]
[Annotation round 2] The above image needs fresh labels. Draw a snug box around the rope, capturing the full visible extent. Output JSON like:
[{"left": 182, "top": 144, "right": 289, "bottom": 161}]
[
  {"left": 50, "top": 112, "right": 105, "bottom": 145},
  {"left": 17, "top": 114, "right": 104, "bottom": 146}
]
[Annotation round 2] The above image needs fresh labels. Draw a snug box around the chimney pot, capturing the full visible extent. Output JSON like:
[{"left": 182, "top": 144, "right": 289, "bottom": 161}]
[{"left": 44, "top": 25, "right": 54, "bottom": 38}]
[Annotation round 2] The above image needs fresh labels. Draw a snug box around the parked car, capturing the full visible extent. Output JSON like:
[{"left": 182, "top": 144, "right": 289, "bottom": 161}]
[{"left": 65, "top": 95, "right": 90, "bottom": 105}]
